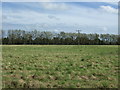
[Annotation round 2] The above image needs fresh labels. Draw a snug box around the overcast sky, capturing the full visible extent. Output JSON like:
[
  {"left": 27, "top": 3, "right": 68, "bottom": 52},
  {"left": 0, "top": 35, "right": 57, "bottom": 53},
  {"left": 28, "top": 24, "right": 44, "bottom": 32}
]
[{"left": 2, "top": 2, "right": 118, "bottom": 34}]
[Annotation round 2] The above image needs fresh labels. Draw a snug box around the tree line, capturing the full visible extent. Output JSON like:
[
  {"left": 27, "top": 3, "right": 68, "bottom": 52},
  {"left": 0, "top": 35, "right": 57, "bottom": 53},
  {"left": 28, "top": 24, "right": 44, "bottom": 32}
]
[{"left": 1, "top": 30, "right": 120, "bottom": 45}]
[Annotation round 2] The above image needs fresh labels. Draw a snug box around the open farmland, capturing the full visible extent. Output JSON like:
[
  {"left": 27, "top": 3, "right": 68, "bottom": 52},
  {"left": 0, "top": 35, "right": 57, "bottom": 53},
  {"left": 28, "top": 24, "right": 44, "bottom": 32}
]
[{"left": 2, "top": 45, "right": 118, "bottom": 88}]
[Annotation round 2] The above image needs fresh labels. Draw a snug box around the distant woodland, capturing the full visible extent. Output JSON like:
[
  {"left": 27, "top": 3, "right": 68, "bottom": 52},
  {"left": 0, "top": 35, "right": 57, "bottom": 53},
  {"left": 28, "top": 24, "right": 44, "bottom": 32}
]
[{"left": 1, "top": 30, "right": 120, "bottom": 45}]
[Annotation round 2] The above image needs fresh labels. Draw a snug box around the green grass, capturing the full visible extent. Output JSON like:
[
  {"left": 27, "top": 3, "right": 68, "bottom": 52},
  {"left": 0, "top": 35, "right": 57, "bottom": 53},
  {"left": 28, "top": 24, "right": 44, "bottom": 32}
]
[{"left": 2, "top": 45, "right": 119, "bottom": 88}]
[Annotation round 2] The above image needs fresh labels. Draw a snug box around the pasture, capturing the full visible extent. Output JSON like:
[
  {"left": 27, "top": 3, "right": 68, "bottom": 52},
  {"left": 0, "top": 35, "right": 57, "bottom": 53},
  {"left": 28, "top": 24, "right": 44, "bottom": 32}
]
[{"left": 2, "top": 45, "right": 118, "bottom": 88}]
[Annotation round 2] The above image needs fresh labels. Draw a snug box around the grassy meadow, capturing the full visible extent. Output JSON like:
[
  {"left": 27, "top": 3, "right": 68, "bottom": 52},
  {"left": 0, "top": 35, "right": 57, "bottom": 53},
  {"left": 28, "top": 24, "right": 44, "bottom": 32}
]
[{"left": 2, "top": 45, "right": 118, "bottom": 88}]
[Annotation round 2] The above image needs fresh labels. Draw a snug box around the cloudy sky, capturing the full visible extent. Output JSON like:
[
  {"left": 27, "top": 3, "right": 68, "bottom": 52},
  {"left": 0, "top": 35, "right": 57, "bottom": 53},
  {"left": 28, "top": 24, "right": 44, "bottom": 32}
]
[{"left": 2, "top": 2, "right": 118, "bottom": 34}]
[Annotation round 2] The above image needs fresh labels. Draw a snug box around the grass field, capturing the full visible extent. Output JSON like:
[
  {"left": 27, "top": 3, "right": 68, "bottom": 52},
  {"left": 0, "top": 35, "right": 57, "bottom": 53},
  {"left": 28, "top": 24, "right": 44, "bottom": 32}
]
[{"left": 2, "top": 45, "right": 118, "bottom": 88}]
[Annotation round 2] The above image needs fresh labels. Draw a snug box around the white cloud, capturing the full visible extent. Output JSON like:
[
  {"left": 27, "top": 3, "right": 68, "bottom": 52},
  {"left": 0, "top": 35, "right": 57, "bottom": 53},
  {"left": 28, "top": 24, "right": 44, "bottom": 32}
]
[
  {"left": 1, "top": 0, "right": 119, "bottom": 2},
  {"left": 102, "top": 27, "right": 108, "bottom": 31},
  {"left": 41, "top": 3, "right": 70, "bottom": 11},
  {"left": 48, "top": 15, "right": 60, "bottom": 20},
  {"left": 2, "top": 2, "right": 118, "bottom": 34},
  {"left": 100, "top": 5, "right": 118, "bottom": 14},
  {"left": 2, "top": 0, "right": 54, "bottom": 2},
  {"left": 0, "top": 2, "right": 2, "bottom": 30}
]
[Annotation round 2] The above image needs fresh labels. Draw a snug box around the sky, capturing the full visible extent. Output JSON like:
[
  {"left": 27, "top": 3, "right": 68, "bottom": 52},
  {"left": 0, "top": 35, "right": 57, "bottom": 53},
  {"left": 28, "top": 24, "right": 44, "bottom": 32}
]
[{"left": 1, "top": 2, "right": 118, "bottom": 34}]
